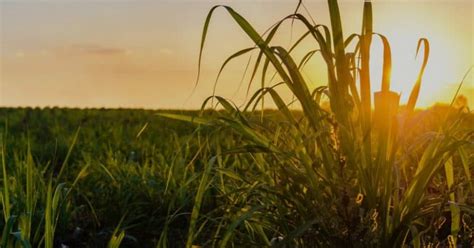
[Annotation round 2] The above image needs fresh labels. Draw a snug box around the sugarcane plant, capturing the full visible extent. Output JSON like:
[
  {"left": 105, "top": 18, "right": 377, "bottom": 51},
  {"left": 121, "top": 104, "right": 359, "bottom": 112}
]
[{"left": 160, "top": 0, "right": 473, "bottom": 247}]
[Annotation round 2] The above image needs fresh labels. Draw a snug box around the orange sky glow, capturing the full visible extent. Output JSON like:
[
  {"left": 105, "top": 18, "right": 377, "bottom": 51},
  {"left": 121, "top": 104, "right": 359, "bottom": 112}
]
[{"left": 1, "top": 0, "right": 472, "bottom": 109}]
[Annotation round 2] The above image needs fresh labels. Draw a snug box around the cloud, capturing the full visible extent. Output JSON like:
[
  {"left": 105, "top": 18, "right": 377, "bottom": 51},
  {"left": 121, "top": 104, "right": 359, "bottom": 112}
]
[
  {"left": 57, "top": 44, "right": 127, "bottom": 57},
  {"left": 72, "top": 44, "right": 126, "bottom": 56}
]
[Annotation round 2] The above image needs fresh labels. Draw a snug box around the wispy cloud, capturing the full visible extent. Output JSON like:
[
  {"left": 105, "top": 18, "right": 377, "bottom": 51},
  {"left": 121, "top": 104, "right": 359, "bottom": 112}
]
[{"left": 58, "top": 44, "right": 127, "bottom": 57}]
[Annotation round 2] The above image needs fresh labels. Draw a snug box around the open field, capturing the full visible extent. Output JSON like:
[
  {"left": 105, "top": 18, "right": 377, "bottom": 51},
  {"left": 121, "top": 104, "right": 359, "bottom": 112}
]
[{"left": 0, "top": 107, "right": 473, "bottom": 247}]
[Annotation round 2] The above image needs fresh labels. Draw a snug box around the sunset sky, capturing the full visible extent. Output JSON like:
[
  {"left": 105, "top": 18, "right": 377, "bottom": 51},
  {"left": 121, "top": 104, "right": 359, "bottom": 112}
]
[{"left": 1, "top": 0, "right": 472, "bottom": 109}]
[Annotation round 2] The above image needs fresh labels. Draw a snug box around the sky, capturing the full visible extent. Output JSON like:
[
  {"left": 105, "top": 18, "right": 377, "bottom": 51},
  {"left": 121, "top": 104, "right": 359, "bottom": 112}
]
[{"left": 0, "top": 0, "right": 473, "bottom": 109}]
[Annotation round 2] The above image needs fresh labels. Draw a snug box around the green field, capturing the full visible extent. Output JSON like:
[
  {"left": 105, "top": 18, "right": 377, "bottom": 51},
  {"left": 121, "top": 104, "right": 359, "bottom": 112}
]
[{"left": 0, "top": 107, "right": 473, "bottom": 247}]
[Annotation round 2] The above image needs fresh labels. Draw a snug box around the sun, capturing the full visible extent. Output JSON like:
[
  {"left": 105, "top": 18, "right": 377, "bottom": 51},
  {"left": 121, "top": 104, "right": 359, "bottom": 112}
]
[
  {"left": 367, "top": 1, "right": 472, "bottom": 109},
  {"left": 299, "top": 10, "right": 470, "bottom": 110},
  {"left": 369, "top": 27, "right": 467, "bottom": 108}
]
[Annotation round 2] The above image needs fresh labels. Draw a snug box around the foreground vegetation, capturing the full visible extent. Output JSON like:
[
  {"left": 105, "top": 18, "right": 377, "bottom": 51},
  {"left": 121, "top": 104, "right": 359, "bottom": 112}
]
[
  {"left": 1, "top": 0, "right": 474, "bottom": 247},
  {"left": 0, "top": 105, "right": 472, "bottom": 247}
]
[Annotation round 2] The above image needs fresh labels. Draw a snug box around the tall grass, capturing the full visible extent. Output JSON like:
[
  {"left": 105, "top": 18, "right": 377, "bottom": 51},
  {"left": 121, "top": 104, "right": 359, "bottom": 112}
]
[
  {"left": 0, "top": 128, "right": 89, "bottom": 247},
  {"left": 1, "top": 108, "right": 240, "bottom": 247},
  {"left": 163, "top": 0, "right": 474, "bottom": 246}
]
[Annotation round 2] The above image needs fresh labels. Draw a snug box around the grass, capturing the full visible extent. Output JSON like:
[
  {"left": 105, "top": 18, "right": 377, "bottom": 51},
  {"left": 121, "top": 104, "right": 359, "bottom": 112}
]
[
  {"left": 0, "top": 107, "right": 472, "bottom": 247},
  {"left": 173, "top": 0, "right": 473, "bottom": 246},
  {"left": 1, "top": 0, "right": 474, "bottom": 247}
]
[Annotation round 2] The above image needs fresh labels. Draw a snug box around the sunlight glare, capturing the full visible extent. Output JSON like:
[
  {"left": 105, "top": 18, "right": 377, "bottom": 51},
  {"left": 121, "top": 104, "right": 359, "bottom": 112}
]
[{"left": 370, "top": 28, "right": 462, "bottom": 108}]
